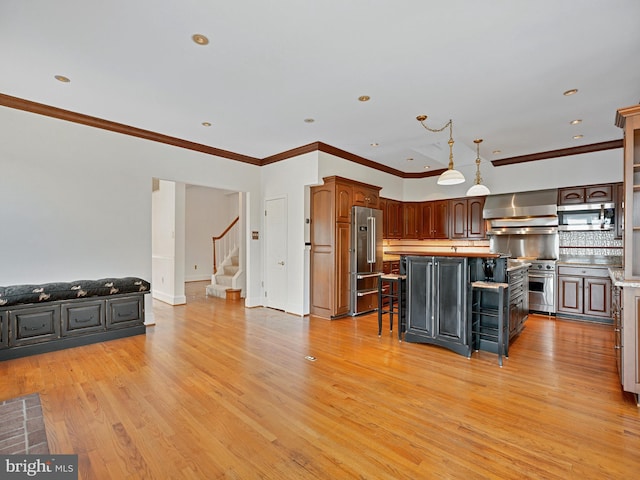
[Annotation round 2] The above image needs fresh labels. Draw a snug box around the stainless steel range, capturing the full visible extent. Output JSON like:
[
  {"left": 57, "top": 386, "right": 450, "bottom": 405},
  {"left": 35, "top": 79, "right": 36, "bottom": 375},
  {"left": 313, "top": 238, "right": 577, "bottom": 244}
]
[{"left": 526, "top": 259, "right": 557, "bottom": 314}]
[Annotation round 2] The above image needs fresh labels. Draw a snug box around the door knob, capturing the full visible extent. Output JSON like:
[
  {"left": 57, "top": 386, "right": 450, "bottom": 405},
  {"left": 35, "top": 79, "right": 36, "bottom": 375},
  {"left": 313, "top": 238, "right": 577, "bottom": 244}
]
[{"left": 278, "top": 261, "right": 285, "bottom": 265}]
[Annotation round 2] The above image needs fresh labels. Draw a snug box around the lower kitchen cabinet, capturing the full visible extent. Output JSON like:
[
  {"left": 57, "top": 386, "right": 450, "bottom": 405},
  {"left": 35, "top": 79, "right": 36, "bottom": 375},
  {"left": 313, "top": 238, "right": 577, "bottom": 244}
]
[
  {"left": 383, "top": 260, "right": 400, "bottom": 274},
  {"left": 507, "top": 266, "right": 529, "bottom": 339},
  {"left": 557, "top": 265, "right": 612, "bottom": 321},
  {"left": 404, "top": 256, "right": 471, "bottom": 357},
  {"left": 619, "top": 285, "right": 640, "bottom": 405}
]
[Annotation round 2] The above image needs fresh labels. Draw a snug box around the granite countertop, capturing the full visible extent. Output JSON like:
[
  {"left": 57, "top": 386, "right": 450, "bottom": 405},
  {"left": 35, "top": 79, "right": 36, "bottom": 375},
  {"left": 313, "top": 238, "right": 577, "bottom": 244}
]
[
  {"left": 557, "top": 255, "right": 623, "bottom": 267},
  {"left": 507, "top": 262, "right": 531, "bottom": 273},
  {"left": 384, "top": 251, "right": 501, "bottom": 259},
  {"left": 609, "top": 267, "right": 640, "bottom": 288}
]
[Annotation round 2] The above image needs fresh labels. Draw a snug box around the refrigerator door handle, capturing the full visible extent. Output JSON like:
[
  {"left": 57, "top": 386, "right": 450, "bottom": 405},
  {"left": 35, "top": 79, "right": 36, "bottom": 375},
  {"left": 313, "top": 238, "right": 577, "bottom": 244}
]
[
  {"left": 367, "top": 216, "right": 376, "bottom": 264},
  {"left": 357, "top": 273, "right": 382, "bottom": 279}
]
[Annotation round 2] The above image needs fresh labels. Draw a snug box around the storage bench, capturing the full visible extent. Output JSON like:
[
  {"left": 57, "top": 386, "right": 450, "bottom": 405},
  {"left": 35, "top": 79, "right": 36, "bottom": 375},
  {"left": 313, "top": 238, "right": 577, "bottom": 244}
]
[{"left": 0, "top": 277, "right": 150, "bottom": 360}]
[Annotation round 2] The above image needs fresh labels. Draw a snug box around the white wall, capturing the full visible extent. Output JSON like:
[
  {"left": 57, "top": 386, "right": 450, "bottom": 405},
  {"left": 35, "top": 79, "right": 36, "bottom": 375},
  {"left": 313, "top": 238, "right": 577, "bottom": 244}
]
[
  {"left": 0, "top": 107, "right": 263, "bottom": 309},
  {"left": 261, "top": 152, "right": 319, "bottom": 315},
  {"left": 152, "top": 180, "right": 185, "bottom": 305},
  {"left": 402, "top": 148, "right": 623, "bottom": 201}
]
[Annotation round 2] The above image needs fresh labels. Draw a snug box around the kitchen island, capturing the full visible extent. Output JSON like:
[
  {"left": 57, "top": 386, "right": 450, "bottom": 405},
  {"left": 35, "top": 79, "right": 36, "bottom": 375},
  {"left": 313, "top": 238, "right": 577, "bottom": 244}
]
[{"left": 386, "top": 251, "right": 528, "bottom": 358}]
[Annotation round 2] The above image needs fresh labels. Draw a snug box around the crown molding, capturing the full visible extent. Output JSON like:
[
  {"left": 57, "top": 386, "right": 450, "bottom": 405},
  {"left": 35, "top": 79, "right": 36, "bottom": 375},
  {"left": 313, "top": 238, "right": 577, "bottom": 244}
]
[
  {"left": 0, "top": 93, "right": 261, "bottom": 165},
  {"left": 491, "top": 139, "right": 622, "bottom": 166},
  {"left": 0, "top": 92, "right": 624, "bottom": 177}
]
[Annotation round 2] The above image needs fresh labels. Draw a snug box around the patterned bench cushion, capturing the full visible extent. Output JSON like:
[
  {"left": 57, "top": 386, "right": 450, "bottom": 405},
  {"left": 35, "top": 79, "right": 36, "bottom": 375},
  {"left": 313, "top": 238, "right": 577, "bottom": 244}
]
[{"left": 0, "top": 277, "right": 150, "bottom": 307}]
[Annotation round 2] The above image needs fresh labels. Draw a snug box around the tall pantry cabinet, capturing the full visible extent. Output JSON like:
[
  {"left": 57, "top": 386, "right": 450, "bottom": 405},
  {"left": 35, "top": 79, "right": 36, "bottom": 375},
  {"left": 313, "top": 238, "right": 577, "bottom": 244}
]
[
  {"left": 616, "top": 104, "right": 640, "bottom": 402},
  {"left": 310, "top": 176, "right": 381, "bottom": 319}
]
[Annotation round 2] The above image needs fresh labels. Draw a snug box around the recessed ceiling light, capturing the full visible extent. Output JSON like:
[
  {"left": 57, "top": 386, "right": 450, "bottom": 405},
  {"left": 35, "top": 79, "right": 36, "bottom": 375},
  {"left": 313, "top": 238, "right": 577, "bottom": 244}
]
[
  {"left": 192, "top": 34, "right": 209, "bottom": 45},
  {"left": 406, "top": 158, "right": 414, "bottom": 162},
  {"left": 573, "top": 134, "right": 584, "bottom": 140},
  {"left": 424, "top": 165, "right": 430, "bottom": 170},
  {"left": 54, "top": 75, "right": 70, "bottom": 83},
  {"left": 492, "top": 150, "right": 501, "bottom": 155},
  {"left": 563, "top": 89, "right": 578, "bottom": 96},
  {"left": 304, "top": 118, "right": 315, "bottom": 123},
  {"left": 201, "top": 122, "right": 211, "bottom": 127},
  {"left": 570, "top": 119, "right": 582, "bottom": 125},
  {"left": 358, "top": 95, "right": 371, "bottom": 102},
  {"left": 370, "top": 142, "right": 379, "bottom": 147}
]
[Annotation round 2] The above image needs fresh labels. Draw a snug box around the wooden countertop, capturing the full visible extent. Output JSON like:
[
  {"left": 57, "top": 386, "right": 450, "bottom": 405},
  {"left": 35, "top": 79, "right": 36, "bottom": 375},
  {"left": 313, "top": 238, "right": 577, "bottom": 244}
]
[{"left": 384, "top": 251, "right": 502, "bottom": 259}]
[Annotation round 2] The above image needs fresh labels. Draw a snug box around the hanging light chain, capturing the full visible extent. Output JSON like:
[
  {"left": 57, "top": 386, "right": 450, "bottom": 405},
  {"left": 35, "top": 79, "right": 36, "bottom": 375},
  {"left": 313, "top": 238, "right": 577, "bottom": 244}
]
[
  {"left": 416, "top": 116, "right": 456, "bottom": 170},
  {"left": 473, "top": 139, "right": 483, "bottom": 185},
  {"left": 416, "top": 115, "right": 452, "bottom": 133}
]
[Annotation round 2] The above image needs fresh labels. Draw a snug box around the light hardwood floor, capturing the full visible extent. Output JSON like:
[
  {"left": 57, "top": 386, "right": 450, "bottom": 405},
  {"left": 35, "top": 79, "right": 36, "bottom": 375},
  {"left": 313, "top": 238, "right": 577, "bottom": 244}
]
[{"left": 2, "top": 281, "right": 639, "bottom": 479}]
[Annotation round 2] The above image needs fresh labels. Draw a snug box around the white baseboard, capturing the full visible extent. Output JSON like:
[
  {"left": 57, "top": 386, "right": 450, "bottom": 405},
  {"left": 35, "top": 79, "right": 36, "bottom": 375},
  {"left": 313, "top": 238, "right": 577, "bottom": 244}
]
[{"left": 152, "top": 290, "right": 187, "bottom": 305}]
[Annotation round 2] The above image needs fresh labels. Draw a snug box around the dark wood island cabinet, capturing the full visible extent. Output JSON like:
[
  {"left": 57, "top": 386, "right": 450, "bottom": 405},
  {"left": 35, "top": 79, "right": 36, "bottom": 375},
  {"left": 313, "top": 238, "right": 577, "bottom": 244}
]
[
  {"left": 395, "top": 253, "right": 529, "bottom": 358},
  {"left": 404, "top": 255, "right": 471, "bottom": 357}
]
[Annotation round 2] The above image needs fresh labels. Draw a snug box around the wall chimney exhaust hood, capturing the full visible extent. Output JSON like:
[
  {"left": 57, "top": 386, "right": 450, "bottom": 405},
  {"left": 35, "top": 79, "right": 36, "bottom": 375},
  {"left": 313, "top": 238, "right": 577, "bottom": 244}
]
[
  {"left": 483, "top": 189, "right": 559, "bottom": 235},
  {"left": 483, "top": 189, "right": 558, "bottom": 220}
]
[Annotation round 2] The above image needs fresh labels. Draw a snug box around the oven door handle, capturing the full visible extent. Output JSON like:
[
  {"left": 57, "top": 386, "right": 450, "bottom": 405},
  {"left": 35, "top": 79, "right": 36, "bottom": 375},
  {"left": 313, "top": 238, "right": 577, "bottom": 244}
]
[{"left": 528, "top": 273, "right": 555, "bottom": 278}]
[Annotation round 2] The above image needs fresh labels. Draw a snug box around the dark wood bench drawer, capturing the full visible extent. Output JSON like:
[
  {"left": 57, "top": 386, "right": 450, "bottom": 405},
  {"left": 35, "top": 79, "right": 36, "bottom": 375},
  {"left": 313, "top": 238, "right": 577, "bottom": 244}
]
[
  {"left": 0, "top": 311, "right": 7, "bottom": 349},
  {"left": 62, "top": 300, "right": 106, "bottom": 336},
  {"left": 9, "top": 305, "right": 61, "bottom": 346},
  {"left": 106, "top": 296, "right": 144, "bottom": 329}
]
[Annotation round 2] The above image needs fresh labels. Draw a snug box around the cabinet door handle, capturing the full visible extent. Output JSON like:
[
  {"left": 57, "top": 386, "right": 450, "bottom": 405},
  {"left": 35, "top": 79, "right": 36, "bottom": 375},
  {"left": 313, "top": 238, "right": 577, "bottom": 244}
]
[{"left": 76, "top": 315, "right": 94, "bottom": 323}]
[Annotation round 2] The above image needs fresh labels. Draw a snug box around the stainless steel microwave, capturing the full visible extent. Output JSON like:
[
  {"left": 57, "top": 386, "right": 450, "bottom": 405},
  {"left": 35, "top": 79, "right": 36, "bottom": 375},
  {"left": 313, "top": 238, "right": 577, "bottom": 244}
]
[{"left": 557, "top": 202, "right": 615, "bottom": 231}]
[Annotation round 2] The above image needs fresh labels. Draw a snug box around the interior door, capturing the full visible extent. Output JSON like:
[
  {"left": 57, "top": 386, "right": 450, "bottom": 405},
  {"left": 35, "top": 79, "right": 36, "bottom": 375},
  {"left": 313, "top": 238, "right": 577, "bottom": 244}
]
[{"left": 265, "top": 197, "right": 287, "bottom": 310}]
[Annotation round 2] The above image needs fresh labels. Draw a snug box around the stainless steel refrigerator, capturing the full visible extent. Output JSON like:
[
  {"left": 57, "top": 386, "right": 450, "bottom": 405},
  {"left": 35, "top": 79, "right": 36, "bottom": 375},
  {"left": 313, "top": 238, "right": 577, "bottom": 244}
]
[{"left": 350, "top": 206, "right": 383, "bottom": 316}]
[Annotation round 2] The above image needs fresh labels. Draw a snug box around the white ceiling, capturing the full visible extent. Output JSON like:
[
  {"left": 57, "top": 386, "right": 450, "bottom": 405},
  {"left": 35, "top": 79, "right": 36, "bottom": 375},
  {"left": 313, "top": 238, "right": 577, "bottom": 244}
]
[{"left": 1, "top": 0, "right": 639, "bottom": 174}]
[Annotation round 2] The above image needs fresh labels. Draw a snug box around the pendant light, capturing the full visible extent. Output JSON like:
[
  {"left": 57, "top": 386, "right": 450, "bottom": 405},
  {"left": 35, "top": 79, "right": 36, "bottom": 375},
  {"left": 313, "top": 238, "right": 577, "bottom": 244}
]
[
  {"left": 416, "top": 115, "right": 465, "bottom": 185},
  {"left": 466, "top": 138, "right": 491, "bottom": 196}
]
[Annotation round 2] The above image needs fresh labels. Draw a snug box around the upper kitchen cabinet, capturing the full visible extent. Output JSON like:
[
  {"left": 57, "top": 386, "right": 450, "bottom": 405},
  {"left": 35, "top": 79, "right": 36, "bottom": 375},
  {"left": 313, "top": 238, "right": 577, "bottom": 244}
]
[
  {"left": 378, "top": 198, "right": 387, "bottom": 237},
  {"left": 403, "top": 202, "right": 421, "bottom": 239},
  {"left": 310, "top": 176, "right": 381, "bottom": 319},
  {"left": 382, "top": 198, "right": 403, "bottom": 239},
  {"left": 335, "top": 181, "right": 353, "bottom": 223},
  {"left": 558, "top": 184, "right": 613, "bottom": 205},
  {"left": 420, "top": 200, "right": 449, "bottom": 239},
  {"left": 352, "top": 184, "right": 379, "bottom": 208},
  {"left": 449, "top": 197, "right": 486, "bottom": 239}
]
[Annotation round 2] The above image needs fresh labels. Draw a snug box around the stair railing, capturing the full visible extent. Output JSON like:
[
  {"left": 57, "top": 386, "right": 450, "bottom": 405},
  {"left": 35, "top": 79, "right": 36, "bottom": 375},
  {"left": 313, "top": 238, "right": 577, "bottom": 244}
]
[{"left": 212, "top": 216, "right": 239, "bottom": 274}]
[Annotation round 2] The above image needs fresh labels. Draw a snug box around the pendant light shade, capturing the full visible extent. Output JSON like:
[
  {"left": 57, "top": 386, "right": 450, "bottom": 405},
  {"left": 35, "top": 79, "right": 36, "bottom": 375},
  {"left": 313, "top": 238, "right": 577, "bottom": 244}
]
[
  {"left": 438, "top": 168, "right": 466, "bottom": 185},
  {"left": 466, "top": 182, "right": 491, "bottom": 196},
  {"left": 465, "top": 138, "right": 490, "bottom": 196}
]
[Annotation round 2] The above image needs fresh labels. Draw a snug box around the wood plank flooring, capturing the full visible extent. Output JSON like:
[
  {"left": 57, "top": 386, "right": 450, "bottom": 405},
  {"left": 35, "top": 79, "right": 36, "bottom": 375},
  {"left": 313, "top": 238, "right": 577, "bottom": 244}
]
[{"left": 2, "top": 281, "right": 640, "bottom": 479}]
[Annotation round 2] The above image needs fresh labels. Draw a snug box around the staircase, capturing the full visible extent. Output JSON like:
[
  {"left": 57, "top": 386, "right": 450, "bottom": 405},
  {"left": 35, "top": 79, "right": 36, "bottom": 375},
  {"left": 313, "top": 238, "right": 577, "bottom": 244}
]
[
  {"left": 206, "top": 216, "right": 244, "bottom": 299},
  {"left": 206, "top": 249, "right": 241, "bottom": 299}
]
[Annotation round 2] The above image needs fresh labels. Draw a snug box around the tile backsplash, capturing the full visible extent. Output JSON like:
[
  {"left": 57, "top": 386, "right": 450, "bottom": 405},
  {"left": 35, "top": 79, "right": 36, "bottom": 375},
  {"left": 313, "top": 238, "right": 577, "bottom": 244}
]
[{"left": 559, "top": 230, "right": 622, "bottom": 256}]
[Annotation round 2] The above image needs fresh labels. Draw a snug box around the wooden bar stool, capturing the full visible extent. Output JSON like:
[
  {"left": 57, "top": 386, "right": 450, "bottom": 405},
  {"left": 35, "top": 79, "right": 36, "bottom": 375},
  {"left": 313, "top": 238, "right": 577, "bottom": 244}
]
[
  {"left": 377, "top": 274, "right": 407, "bottom": 340},
  {"left": 470, "top": 281, "right": 509, "bottom": 366}
]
